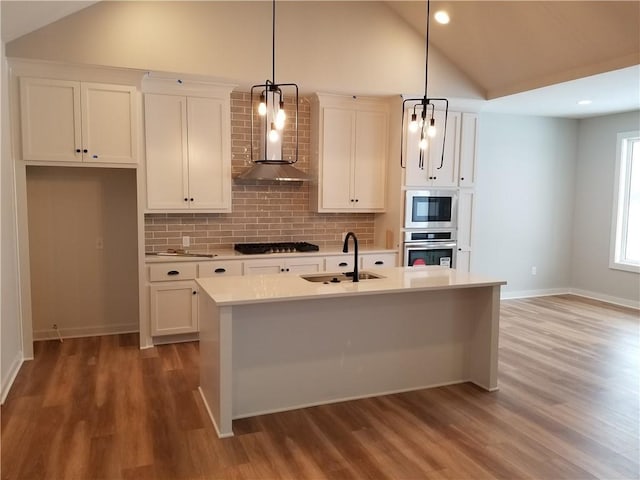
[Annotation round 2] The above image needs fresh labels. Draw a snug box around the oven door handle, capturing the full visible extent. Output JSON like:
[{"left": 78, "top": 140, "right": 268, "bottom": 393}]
[{"left": 406, "top": 242, "right": 457, "bottom": 249}]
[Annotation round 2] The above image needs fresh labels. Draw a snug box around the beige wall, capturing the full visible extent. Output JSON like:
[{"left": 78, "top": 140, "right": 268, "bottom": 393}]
[
  {"left": 5, "top": 1, "right": 482, "bottom": 100},
  {"left": 26, "top": 167, "right": 139, "bottom": 339},
  {"left": 145, "top": 91, "right": 375, "bottom": 252}
]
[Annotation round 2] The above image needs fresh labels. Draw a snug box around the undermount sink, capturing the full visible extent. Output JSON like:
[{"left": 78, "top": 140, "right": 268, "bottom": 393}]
[{"left": 301, "top": 271, "right": 384, "bottom": 284}]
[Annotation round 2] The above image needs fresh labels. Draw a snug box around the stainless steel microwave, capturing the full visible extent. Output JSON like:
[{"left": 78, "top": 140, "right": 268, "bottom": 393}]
[{"left": 404, "top": 190, "right": 457, "bottom": 229}]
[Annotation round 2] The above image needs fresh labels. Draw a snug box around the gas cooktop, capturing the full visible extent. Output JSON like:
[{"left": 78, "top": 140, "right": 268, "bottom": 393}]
[{"left": 234, "top": 242, "right": 320, "bottom": 255}]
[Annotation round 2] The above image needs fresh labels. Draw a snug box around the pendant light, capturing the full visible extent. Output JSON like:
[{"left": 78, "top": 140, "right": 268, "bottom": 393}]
[
  {"left": 237, "top": 0, "right": 309, "bottom": 182},
  {"left": 401, "top": 0, "right": 449, "bottom": 170}
]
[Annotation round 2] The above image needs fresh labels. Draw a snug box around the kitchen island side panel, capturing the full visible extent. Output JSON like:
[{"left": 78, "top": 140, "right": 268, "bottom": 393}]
[
  {"left": 230, "top": 288, "right": 495, "bottom": 419},
  {"left": 198, "top": 292, "right": 233, "bottom": 437}
]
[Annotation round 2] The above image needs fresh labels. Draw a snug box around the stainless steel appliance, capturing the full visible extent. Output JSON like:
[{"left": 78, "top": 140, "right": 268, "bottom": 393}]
[
  {"left": 405, "top": 189, "right": 457, "bottom": 229},
  {"left": 403, "top": 230, "right": 457, "bottom": 268},
  {"left": 234, "top": 242, "right": 319, "bottom": 254}
]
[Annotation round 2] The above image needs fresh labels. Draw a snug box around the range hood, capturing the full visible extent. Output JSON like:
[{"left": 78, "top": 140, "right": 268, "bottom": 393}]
[{"left": 235, "top": 161, "right": 310, "bottom": 182}]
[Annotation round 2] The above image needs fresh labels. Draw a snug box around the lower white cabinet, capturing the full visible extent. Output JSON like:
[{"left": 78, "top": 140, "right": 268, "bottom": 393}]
[
  {"left": 197, "top": 260, "right": 243, "bottom": 277},
  {"left": 244, "top": 257, "right": 324, "bottom": 275},
  {"left": 150, "top": 281, "right": 198, "bottom": 336},
  {"left": 325, "top": 255, "right": 355, "bottom": 272}
]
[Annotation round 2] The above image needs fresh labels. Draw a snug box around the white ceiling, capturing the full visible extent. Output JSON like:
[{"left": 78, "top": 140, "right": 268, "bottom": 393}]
[{"left": 1, "top": 0, "right": 639, "bottom": 119}]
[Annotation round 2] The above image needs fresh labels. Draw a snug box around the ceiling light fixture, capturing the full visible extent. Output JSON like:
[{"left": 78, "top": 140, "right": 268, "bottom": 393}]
[
  {"left": 401, "top": 0, "right": 449, "bottom": 171},
  {"left": 434, "top": 10, "right": 450, "bottom": 24},
  {"left": 237, "top": 0, "right": 309, "bottom": 182}
]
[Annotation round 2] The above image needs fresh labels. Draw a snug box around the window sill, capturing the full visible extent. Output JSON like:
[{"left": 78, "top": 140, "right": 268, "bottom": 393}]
[{"left": 609, "top": 261, "right": 640, "bottom": 274}]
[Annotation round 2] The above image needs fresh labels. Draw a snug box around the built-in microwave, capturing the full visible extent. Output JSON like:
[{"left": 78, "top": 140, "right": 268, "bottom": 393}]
[{"left": 404, "top": 189, "right": 457, "bottom": 229}]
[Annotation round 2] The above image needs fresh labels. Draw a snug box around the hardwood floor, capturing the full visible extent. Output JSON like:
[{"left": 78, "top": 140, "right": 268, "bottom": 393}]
[{"left": 1, "top": 294, "right": 638, "bottom": 479}]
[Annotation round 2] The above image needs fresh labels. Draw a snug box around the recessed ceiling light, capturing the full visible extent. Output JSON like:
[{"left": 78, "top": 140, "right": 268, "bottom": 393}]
[
  {"left": 434, "top": 11, "right": 450, "bottom": 24},
  {"left": 577, "top": 100, "right": 592, "bottom": 105}
]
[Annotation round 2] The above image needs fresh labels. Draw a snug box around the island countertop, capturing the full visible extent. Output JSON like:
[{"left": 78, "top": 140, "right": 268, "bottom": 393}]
[{"left": 196, "top": 266, "right": 506, "bottom": 306}]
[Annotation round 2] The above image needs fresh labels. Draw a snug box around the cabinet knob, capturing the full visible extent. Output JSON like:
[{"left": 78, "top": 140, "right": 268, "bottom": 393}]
[
  {"left": 75, "top": 148, "right": 81, "bottom": 153},
  {"left": 190, "top": 198, "right": 194, "bottom": 202},
  {"left": 281, "top": 268, "right": 285, "bottom": 272},
  {"left": 286, "top": 268, "right": 290, "bottom": 272},
  {"left": 339, "top": 262, "right": 348, "bottom": 267},
  {"left": 458, "top": 248, "right": 462, "bottom": 251},
  {"left": 350, "top": 199, "right": 354, "bottom": 202},
  {"left": 83, "top": 149, "right": 88, "bottom": 153},
  {"left": 214, "top": 268, "right": 226, "bottom": 273},
  {"left": 167, "top": 270, "right": 179, "bottom": 276},
  {"left": 375, "top": 261, "right": 384, "bottom": 265},
  {"left": 92, "top": 155, "right": 98, "bottom": 159},
  {"left": 184, "top": 198, "right": 188, "bottom": 202},
  {"left": 355, "top": 199, "right": 359, "bottom": 202},
  {"left": 461, "top": 177, "right": 465, "bottom": 181},
  {"left": 192, "top": 290, "right": 197, "bottom": 295}
]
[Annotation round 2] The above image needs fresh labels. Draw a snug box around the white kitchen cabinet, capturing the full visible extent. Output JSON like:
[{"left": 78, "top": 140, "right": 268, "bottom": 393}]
[
  {"left": 144, "top": 90, "right": 232, "bottom": 212},
  {"left": 148, "top": 262, "right": 199, "bottom": 335},
  {"left": 404, "top": 110, "right": 461, "bottom": 188},
  {"left": 311, "top": 94, "right": 388, "bottom": 212},
  {"left": 150, "top": 281, "right": 199, "bottom": 336},
  {"left": 361, "top": 252, "right": 397, "bottom": 269},
  {"left": 244, "top": 256, "right": 324, "bottom": 275},
  {"left": 197, "top": 260, "right": 243, "bottom": 277},
  {"left": 456, "top": 190, "right": 475, "bottom": 272},
  {"left": 20, "top": 77, "right": 138, "bottom": 164},
  {"left": 459, "top": 113, "right": 479, "bottom": 187},
  {"left": 325, "top": 255, "right": 355, "bottom": 272}
]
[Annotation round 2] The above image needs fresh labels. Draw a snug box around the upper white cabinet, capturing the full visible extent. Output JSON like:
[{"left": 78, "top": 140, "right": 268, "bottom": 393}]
[
  {"left": 20, "top": 77, "right": 138, "bottom": 164},
  {"left": 143, "top": 78, "right": 233, "bottom": 212},
  {"left": 459, "top": 113, "right": 479, "bottom": 187},
  {"left": 404, "top": 109, "right": 461, "bottom": 188},
  {"left": 311, "top": 94, "right": 389, "bottom": 212}
]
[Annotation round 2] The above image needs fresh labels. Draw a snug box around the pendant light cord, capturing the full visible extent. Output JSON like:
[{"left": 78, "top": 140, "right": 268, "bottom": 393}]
[
  {"left": 272, "top": 0, "right": 276, "bottom": 83},
  {"left": 424, "top": 0, "right": 430, "bottom": 99}
]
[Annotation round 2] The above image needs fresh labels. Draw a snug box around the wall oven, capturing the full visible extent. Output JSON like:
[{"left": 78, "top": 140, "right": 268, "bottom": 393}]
[
  {"left": 404, "top": 230, "right": 457, "bottom": 268},
  {"left": 405, "top": 189, "right": 457, "bottom": 229}
]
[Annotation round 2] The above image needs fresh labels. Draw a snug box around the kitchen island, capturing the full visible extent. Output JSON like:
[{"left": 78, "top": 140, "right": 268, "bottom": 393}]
[{"left": 197, "top": 266, "right": 506, "bottom": 437}]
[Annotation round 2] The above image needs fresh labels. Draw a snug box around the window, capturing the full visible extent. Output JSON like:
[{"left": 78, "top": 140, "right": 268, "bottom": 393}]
[{"left": 610, "top": 130, "right": 640, "bottom": 273}]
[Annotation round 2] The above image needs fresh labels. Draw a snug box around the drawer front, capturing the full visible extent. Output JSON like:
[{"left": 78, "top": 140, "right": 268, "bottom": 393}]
[
  {"left": 325, "top": 255, "right": 355, "bottom": 271},
  {"left": 361, "top": 253, "right": 397, "bottom": 269},
  {"left": 197, "top": 261, "right": 243, "bottom": 277},
  {"left": 149, "top": 262, "right": 197, "bottom": 282}
]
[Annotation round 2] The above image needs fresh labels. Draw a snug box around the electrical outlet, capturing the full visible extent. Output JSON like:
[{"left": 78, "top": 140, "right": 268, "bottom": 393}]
[
  {"left": 182, "top": 236, "right": 190, "bottom": 247},
  {"left": 531, "top": 266, "right": 537, "bottom": 275}
]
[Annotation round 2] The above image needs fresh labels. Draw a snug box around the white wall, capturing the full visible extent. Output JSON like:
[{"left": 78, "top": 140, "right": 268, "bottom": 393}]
[
  {"left": 473, "top": 113, "right": 578, "bottom": 297},
  {"left": 571, "top": 111, "right": 640, "bottom": 306},
  {"left": 1, "top": 42, "right": 24, "bottom": 403}
]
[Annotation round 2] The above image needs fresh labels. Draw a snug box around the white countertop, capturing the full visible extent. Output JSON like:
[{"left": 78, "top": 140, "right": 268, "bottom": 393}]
[
  {"left": 196, "top": 266, "right": 506, "bottom": 306},
  {"left": 145, "top": 247, "right": 397, "bottom": 263}
]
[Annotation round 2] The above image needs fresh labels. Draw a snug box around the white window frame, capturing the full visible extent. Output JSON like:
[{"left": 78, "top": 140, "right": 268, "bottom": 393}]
[{"left": 609, "top": 130, "right": 640, "bottom": 273}]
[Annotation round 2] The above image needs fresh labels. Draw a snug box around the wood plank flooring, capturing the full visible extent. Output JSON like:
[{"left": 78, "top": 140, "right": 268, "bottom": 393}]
[{"left": 1, "top": 294, "right": 638, "bottom": 479}]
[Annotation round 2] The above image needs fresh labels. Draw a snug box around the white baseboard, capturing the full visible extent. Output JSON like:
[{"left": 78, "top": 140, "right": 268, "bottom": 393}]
[
  {"left": 569, "top": 288, "right": 640, "bottom": 310},
  {"left": 32, "top": 323, "right": 139, "bottom": 341},
  {"left": 501, "top": 288, "right": 570, "bottom": 300},
  {"left": 1, "top": 349, "right": 23, "bottom": 405},
  {"left": 152, "top": 332, "right": 199, "bottom": 346}
]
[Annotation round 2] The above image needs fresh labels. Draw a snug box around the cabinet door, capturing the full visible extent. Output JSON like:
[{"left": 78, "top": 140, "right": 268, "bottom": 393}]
[
  {"left": 186, "top": 97, "right": 231, "bottom": 211},
  {"left": 20, "top": 77, "right": 82, "bottom": 162},
  {"left": 320, "top": 107, "right": 354, "bottom": 210},
  {"left": 353, "top": 110, "right": 387, "bottom": 210},
  {"left": 456, "top": 190, "right": 474, "bottom": 273},
  {"left": 150, "top": 281, "right": 198, "bottom": 335},
  {"left": 286, "top": 257, "right": 323, "bottom": 274},
  {"left": 82, "top": 83, "right": 137, "bottom": 164},
  {"left": 459, "top": 113, "right": 478, "bottom": 187},
  {"left": 145, "top": 94, "right": 189, "bottom": 209},
  {"left": 429, "top": 111, "right": 460, "bottom": 187},
  {"left": 244, "top": 258, "right": 284, "bottom": 275},
  {"left": 197, "top": 260, "right": 243, "bottom": 277}
]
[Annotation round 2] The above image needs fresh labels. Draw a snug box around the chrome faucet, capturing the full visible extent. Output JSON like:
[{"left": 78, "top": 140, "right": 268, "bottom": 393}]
[{"left": 342, "top": 232, "right": 359, "bottom": 282}]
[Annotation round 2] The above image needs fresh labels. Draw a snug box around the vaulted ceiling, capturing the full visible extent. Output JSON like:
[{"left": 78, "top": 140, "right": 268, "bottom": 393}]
[
  {"left": 386, "top": 1, "right": 640, "bottom": 100},
  {"left": 2, "top": 1, "right": 639, "bottom": 117}
]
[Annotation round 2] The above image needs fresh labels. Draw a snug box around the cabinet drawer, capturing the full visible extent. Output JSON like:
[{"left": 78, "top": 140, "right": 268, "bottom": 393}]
[
  {"left": 325, "top": 255, "right": 355, "bottom": 271},
  {"left": 361, "top": 253, "right": 397, "bottom": 269},
  {"left": 198, "top": 261, "right": 243, "bottom": 277},
  {"left": 149, "top": 263, "right": 197, "bottom": 281}
]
